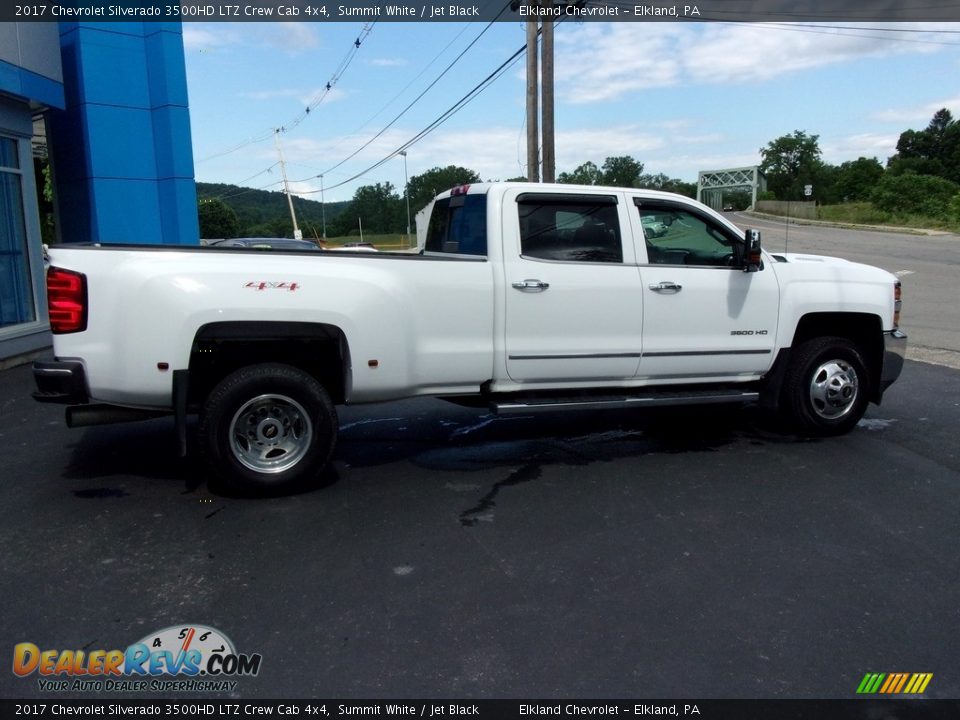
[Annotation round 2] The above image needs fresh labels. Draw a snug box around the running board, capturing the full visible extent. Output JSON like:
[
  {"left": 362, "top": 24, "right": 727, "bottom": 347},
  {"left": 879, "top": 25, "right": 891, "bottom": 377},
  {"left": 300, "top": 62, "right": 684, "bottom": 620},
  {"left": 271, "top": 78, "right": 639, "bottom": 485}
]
[{"left": 491, "top": 390, "right": 760, "bottom": 415}]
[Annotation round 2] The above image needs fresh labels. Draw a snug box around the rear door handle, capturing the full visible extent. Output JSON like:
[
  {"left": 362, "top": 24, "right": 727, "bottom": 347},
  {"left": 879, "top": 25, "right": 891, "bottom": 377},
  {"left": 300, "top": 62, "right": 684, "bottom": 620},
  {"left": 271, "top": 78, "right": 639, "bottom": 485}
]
[
  {"left": 649, "top": 281, "right": 682, "bottom": 293},
  {"left": 512, "top": 279, "right": 550, "bottom": 292}
]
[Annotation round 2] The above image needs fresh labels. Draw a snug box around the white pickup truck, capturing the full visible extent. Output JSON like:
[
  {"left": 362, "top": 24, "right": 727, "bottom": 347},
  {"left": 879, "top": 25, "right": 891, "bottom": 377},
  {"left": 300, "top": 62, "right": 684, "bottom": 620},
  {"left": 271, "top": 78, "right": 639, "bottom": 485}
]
[{"left": 34, "top": 182, "right": 906, "bottom": 492}]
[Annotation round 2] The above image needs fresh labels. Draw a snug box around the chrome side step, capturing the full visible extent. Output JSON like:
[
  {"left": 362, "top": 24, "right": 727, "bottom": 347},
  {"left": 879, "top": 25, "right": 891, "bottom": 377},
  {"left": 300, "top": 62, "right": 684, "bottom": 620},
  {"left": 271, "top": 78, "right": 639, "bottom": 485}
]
[{"left": 491, "top": 390, "right": 760, "bottom": 416}]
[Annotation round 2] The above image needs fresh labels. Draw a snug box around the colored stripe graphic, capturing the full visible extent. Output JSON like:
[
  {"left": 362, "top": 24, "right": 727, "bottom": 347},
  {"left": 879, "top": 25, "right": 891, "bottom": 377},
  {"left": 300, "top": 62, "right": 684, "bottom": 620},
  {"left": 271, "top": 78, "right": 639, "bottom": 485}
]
[
  {"left": 856, "top": 673, "right": 885, "bottom": 694},
  {"left": 856, "top": 672, "right": 932, "bottom": 694}
]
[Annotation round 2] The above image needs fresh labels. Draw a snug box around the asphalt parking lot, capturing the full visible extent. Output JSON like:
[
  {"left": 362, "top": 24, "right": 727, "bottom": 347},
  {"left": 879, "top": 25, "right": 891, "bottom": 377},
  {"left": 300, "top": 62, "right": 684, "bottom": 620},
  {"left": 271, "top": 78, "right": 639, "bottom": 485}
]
[{"left": 1, "top": 358, "right": 958, "bottom": 700}]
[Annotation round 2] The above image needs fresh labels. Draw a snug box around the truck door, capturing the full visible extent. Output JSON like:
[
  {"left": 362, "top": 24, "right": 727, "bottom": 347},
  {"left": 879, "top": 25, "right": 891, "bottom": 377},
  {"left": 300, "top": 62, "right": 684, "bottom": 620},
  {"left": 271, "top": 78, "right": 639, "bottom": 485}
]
[
  {"left": 503, "top": 189, "right": 644, "bottom": 383},
  {"left": 631, "top": 197, "right": 780, "bottom": 380}
]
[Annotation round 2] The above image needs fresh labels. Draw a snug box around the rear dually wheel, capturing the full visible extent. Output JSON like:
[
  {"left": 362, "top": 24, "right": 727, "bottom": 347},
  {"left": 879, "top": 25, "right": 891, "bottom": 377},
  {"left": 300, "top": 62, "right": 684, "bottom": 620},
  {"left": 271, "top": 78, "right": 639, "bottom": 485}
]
[{"left": 199, "top": 363, "right": 337, "bottom": 494}]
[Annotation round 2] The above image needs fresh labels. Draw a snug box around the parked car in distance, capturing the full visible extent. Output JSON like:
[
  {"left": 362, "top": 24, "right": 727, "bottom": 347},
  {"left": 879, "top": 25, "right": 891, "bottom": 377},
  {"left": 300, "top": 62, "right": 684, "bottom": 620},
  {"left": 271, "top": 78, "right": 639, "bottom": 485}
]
[
  {"left": 722, "top": 204, "right": 734, "bottom": 212},
  {"left": 641, "top": 216, "right": 668, "bottom": 239},
  {"left": 331, "top": 242, "right": 379, "bottom": 252},
  {"left": 206, "top": 238, "right": 322, "bottom": 251}
]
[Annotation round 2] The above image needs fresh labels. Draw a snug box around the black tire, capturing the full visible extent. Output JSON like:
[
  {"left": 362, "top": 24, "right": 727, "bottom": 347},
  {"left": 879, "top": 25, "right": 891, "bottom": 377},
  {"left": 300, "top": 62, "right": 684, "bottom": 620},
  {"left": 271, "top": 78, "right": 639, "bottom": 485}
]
[
  {"left": 199, "top": 363, "right": 337, "bottom": 494},
  {"left": 781, "top": 336, "right": 870, "bottom": 436}
]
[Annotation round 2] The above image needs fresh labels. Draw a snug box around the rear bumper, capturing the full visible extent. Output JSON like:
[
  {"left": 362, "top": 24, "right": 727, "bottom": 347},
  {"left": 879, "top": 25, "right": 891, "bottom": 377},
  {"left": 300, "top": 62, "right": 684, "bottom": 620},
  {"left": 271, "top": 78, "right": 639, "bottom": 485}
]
[
  {"left": 32, "top": 361, "right": 89, "bottom": 404},
  {"left": 879, "top": 329, "right": 907, "bottom": 394}
]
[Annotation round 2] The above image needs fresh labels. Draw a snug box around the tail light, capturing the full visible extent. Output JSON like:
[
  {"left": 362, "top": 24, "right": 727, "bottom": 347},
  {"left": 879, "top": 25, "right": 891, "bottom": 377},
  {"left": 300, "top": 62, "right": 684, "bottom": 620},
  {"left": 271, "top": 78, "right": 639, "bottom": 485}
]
[
  {"left": 47, "top": 267, "right": 87, "bottom": 334},
  {"left": 893, "top": 281, "right": 902, "bottom": 329}
]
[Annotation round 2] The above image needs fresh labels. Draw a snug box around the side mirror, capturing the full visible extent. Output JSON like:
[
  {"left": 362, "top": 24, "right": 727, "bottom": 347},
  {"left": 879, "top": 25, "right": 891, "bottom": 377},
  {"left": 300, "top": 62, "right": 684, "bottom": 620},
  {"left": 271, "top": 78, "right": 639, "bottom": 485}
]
[{"left": 743, "top": 229, "right": 762, "bottom": 272}]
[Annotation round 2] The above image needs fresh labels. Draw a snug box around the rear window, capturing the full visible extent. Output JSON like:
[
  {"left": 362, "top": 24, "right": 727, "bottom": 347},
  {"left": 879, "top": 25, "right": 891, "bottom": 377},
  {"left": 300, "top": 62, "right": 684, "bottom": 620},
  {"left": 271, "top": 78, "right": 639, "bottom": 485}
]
[
  {"left": 424, "top": 193, "right": 487, "bottom": 256},
  {"left": 517, "top": 194, "right": 622, "bottom": 263}
]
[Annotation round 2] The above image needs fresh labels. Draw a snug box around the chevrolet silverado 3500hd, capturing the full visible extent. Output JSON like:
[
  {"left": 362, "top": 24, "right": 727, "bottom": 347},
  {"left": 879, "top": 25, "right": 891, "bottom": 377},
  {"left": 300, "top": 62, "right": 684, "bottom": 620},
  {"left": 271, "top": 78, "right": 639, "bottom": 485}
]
[{"left": 33, "top": 183, "right": 906, "bottom": 492}]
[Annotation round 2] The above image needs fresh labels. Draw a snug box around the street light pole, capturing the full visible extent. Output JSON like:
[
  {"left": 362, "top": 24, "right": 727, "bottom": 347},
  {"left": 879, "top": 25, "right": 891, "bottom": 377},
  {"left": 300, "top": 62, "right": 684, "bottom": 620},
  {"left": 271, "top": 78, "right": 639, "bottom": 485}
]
[
  {"left": 400, "top": 150, "right": 411, "bottom": 247},
  {"left": 320, "top": 174, "right": 326, "bottom": 241}
]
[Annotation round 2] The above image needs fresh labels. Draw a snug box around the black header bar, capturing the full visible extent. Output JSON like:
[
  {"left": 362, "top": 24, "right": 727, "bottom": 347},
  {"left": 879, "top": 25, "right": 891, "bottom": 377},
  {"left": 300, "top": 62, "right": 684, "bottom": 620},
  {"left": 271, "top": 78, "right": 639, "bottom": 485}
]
[
  {"left": 3, "top": 699, "right": 960, "bottom": 719},
  {"left": 6, "top": 0, "right": 960, "bottom": 23}
]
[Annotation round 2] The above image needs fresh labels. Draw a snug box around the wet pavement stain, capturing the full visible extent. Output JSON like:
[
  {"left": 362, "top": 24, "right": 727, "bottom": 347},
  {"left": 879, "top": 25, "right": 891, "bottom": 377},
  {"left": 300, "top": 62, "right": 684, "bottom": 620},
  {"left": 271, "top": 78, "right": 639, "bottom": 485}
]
[{"left": 459, "top": 463, "right": 542, "bottom": 527}]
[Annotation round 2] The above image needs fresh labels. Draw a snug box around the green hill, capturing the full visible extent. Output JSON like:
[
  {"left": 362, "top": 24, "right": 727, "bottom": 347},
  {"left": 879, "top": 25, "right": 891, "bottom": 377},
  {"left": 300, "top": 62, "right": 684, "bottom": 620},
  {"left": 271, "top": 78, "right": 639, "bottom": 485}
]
[{"left": 197, "top": 182, "right": 350, "bottom": 239}]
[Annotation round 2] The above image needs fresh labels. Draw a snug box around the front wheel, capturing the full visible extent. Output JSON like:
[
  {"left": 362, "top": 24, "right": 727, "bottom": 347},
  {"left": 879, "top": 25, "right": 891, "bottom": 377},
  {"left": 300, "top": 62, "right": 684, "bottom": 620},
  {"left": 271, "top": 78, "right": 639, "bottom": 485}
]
[
  {"left": 199, "top": 363, "right": 338, "bottom": 494},
  {"left": 781, "top": 337, "right": 870, "bottom": 436}
]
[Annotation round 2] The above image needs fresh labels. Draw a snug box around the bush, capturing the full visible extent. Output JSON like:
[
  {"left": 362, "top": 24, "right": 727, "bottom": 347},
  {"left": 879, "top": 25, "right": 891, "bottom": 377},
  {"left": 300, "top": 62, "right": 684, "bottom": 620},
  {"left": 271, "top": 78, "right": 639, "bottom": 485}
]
[
  {"left": 951, "top": 192, "right": 960, "bottom": 221},
  {"left": 870, "top": 173, "right": 959, "bottom": 218}
]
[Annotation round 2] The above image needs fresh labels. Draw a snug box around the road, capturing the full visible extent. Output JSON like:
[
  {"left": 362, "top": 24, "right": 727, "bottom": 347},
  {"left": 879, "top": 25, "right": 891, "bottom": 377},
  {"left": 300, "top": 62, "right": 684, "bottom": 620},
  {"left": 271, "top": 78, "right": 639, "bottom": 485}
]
[
  {"left": 731, "top": 212, "right": 960, "bottom": 368},
  {"left": 3, "top": 217, "right": 958, "bottom": 701},
  {"left": 2, "top": 356, "right": 959, "bottom": 699}
]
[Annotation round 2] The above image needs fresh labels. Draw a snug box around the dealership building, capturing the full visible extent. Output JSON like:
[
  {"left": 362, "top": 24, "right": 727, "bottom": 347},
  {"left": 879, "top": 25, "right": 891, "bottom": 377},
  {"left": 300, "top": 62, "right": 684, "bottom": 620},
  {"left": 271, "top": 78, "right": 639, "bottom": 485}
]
[{"left": 0, "top": 21, "right": 197, "bottom": 362}]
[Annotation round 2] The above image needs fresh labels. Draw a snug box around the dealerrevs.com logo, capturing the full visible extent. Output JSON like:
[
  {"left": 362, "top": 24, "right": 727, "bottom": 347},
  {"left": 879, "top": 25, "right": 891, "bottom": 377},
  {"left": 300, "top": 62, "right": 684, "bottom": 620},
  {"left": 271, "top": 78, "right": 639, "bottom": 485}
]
[{"left": 13, "top": 625, "right": 262, "bottom": 693}]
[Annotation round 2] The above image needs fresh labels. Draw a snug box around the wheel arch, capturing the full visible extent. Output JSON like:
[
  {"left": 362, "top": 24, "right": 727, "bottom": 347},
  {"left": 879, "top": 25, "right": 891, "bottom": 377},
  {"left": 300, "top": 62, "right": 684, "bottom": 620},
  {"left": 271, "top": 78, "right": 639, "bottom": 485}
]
[
  {"left": 791, "top": 312, "right": 884, "bottom": 403},
  {"left": 762, "top": 312, "right": 885, "bottom": 409},
  {"left": 187, "top": 321, "right": 351, "bottom": 408}
]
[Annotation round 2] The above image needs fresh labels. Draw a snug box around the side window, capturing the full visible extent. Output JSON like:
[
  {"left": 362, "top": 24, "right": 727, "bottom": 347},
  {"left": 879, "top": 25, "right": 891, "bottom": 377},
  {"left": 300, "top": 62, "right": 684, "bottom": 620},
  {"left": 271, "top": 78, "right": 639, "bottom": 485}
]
[
  {"left": 424, "top": 194, "right": 487, "bottom": 256},
  {"left": 518, "top": 195, "right": 622, "bottom": 263},
  {"left": 638, "top": 203, "right": 739, "bottom": 267}
]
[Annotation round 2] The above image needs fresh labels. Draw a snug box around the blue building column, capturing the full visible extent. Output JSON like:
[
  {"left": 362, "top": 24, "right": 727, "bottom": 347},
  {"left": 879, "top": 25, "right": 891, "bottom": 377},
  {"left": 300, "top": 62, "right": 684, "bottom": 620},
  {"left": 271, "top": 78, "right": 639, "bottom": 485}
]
[{"left": 51, "top": 22, "right": 199, "bottom": 245}]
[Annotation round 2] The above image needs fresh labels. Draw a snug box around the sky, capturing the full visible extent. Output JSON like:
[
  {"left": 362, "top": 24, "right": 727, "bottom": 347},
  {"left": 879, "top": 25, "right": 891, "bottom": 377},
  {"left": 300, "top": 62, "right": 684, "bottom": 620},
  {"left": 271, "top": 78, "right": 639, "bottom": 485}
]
[{"left": 183, "top": 20, "right": 960, "bottom": 203}]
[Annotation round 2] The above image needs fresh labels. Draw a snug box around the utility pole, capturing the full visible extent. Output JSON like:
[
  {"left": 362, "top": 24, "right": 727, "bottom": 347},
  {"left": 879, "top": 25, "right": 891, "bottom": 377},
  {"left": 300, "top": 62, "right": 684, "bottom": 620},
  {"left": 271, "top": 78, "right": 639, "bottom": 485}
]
[
  {"left": 274, "top": 129, "right": 302, "bottom": 239},
  {"left": 541, "top": 12, "right": 555, "bottom": 183},
  {"left": 524, "top": 3, "right": 556, "bottom": 183},
  {"left": 525, "top": 10, "right": 539, "bottom": 183}
]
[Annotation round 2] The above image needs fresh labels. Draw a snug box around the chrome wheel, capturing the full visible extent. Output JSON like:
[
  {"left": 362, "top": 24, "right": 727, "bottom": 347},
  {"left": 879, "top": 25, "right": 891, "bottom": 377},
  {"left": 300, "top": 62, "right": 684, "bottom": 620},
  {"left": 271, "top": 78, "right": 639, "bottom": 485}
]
[
  {"left": 229, "top": 393, "right": 313, "bottom": 474},
  {"left": 809, "top": 359, "right": 859, "bottom": 420}
]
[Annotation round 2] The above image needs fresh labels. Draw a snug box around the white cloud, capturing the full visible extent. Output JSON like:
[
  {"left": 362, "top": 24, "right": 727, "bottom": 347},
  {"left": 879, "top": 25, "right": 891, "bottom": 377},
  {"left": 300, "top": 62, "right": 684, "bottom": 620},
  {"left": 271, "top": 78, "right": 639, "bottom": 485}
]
[
  {"left": 554, "top": 23, "right": 951, "bottom": 104},
  {"left": 369, "top": 58, "right": 408, "bottom": 67},
  {"left": 555, "top": 24, "right": 687, "bottom": 103},
  {"left": 871, "top": 96, "right": 960, "bottom": 124},
  {"left": 182, "top": 27, "right": 243, "bottom": 52},
  {"left": 266, "top": 123, "right": 739, "bottom": 197},
  {"left": 820, "top": 132, "right": 900, "bottom": 165},
  {"left": 649, "top": 152, "right": 762, "bottom": 179},
  {"left": 183, "top": 23, "right": 321, "bottom": 56},
  {"left": 260, "top": 23, "right": 321, "bottom": 54}
]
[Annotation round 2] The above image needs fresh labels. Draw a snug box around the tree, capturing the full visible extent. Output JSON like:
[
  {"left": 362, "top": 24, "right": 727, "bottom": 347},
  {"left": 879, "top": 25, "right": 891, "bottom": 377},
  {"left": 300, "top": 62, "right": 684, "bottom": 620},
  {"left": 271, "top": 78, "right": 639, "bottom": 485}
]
[
  {"left": 557, "top": 156, "right": 646, "bottom": 187},
  {"left": 332, "top": 182, "right": 404, "bottom": 236},
  {"left": 759, "top": 131, "right": 826, "bottom": 200},
  {"left": 835, "top": 157, "right": 884, "bottom": 202},
  {"left": 888, "top": 109, "right": 960, "bottom": 185},
  {"left": 870, "top": 172, "right": 959, "bottom": 218},
  {"left": 600, "top": 156, "right": 644, "bottom": 187},
  {"left": 558, "top": 161, "right": 603, "bottom": 185},
  {"left": 198, "top": 198, "right": 240, "bottom": 239},
  {"left": 406, "top": 165, "right": 481, "bottom": 217},
  {"left": 636, "top": 172, "right": 696, "bottom": 198}
]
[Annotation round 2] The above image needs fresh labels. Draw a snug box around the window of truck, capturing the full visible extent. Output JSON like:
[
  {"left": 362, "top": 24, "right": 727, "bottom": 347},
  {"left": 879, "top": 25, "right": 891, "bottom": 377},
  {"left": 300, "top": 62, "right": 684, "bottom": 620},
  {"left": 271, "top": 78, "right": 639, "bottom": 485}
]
[
  {"left": 424, "top": 194, "right": 487, "bottom": 256},
  {"left": 517, "top": 194, "right": 622, "bottom": 263}
]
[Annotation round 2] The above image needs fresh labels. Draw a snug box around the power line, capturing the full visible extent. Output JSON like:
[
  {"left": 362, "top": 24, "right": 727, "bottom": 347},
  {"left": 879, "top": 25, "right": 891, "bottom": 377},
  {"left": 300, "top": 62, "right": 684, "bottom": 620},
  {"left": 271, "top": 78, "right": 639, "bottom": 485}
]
[
  {"left": 346, "top": 24, "right": 473, "bottom": 138},
  {"left": 302, "top": 42, "right": 528, "bottom": 194},
  {"left": 298, "top": 2, "right": 513, "bottom": 183},
  {"left": 195, "top": 23, "right": 375, "bottom": 164}
]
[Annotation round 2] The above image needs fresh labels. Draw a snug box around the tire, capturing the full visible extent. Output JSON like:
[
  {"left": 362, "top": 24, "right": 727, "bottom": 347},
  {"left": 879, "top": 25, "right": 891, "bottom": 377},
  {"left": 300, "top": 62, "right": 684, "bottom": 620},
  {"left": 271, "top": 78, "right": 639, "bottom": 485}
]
[
  {"left": 199, "top": 363, "right": 338, "bottom": 494},
  {"left": 781, "top": 336, "right": 870, "bottom": 436}
]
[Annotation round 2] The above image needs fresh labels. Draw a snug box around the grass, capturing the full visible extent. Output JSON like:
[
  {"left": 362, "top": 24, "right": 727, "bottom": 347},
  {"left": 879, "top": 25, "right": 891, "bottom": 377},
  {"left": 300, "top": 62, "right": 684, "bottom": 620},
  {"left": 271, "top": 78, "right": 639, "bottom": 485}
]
[{"left": 766, "top": 202, "right": 960, "bottom": 233}]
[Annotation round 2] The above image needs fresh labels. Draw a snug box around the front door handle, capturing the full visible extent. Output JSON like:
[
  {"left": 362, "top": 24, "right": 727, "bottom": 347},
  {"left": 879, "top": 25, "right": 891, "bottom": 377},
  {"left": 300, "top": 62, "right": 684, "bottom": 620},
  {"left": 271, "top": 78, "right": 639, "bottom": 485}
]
[
  {"left": 512, "top": 279, "right": 550, "bottom": 292},
  {"left": 649, "top": 281, "right": 682, "bottom": 293}
]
